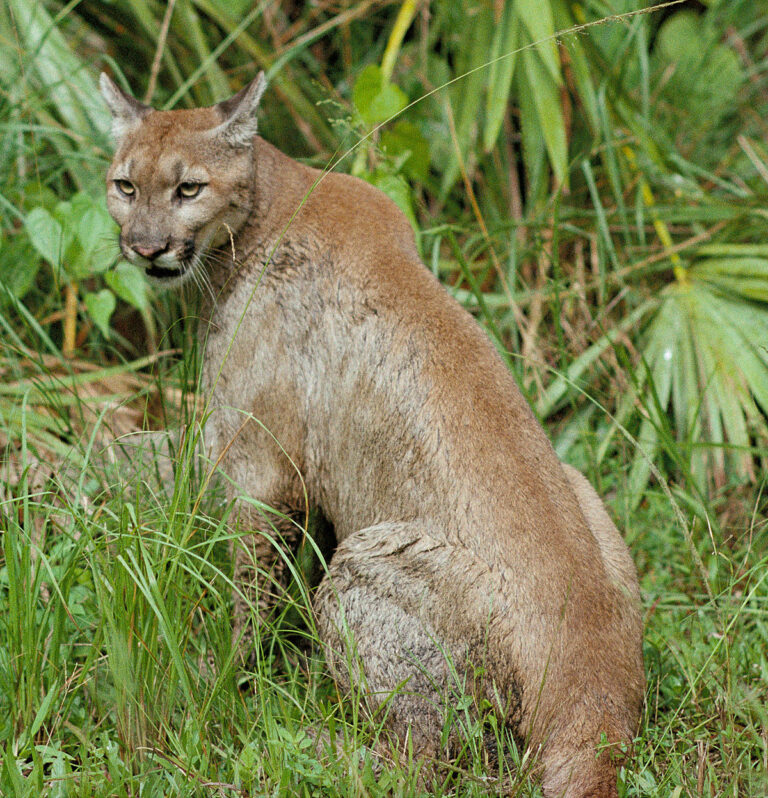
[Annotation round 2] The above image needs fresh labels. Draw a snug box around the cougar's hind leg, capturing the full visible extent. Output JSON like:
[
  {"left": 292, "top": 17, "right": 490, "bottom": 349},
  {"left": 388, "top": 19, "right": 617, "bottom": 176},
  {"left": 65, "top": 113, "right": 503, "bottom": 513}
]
[
  {"left": 314, "top": 517, "right": 644, "bottom": 798},
  {"left": 314, "top": 522, "right": 498, "bottom": 760}
]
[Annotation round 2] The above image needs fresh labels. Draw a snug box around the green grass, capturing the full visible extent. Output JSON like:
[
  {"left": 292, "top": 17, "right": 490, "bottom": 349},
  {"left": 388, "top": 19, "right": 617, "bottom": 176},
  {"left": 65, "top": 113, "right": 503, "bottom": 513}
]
[
  {"left": 2, "top": 0, "right": 768, "bottom": 795},
  {"left": 1, "top": 399, "right": 766, "bottom": 796}
]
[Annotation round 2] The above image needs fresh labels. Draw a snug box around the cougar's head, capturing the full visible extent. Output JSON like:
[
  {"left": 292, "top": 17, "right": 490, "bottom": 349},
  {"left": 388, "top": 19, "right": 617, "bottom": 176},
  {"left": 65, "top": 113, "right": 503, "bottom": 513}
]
[{"left": 100, "top": 73, "right": 267, "bottom": 287}]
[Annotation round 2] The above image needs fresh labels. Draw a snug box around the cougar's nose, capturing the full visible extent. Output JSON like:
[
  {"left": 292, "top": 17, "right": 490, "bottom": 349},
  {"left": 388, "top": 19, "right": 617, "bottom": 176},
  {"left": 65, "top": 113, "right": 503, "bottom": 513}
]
[{"left": 131, "top": 242, "right": 169, "bottom": 261}]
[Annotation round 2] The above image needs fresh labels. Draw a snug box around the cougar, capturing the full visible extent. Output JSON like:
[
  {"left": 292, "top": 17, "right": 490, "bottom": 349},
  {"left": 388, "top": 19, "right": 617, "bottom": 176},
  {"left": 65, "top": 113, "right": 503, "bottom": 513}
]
[{"left": 100, "top": 71, "right": 645, "bottom": 798}]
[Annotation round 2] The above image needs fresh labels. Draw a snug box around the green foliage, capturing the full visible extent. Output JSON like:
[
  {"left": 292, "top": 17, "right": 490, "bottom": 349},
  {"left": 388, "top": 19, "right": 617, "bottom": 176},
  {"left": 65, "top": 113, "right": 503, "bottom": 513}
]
[
  {"left": 104, "top": 261, "right": 150, "bottom": 312},
  {"left": 83, "top": 289, "right": 116, "bottom": 339},
  {"left": 25, "top": 194, "right": 114, "bottom": 280},
  {"left": 380, "top": 120, "right": 430, "bottom": 182},
  {"left": 654, "top": 10, "right": 744, "bottom": 131},
  {"left": 352, "top": 63, "right": 408, "bottom": 127},
  {"left": 1, "top": 0, "right": 768, "bottom": 795},
  {"left": 351, "top": 64, "right": 427, "bottom": 228},
  {"left": 23, "top": 192, "right": 148, "bottom": 338},
  {"left": 0, "top": 235, "right": 40, "bottom": 304}
]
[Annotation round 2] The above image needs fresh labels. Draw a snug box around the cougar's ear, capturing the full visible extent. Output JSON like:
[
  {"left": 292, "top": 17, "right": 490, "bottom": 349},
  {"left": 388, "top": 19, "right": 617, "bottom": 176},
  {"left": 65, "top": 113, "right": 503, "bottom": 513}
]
[
  {"left": 100, "top": 73, "right": 151, "bottom": 141},
  {"left": 213, "top": 72, "right": 267, "bottom": 147}
]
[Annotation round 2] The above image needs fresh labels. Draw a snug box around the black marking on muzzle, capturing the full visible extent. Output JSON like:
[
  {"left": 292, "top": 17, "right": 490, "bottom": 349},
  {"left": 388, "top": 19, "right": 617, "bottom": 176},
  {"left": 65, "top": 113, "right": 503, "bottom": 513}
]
[{"left": 145, "top": 264, "right": 186, "bottom": 279}]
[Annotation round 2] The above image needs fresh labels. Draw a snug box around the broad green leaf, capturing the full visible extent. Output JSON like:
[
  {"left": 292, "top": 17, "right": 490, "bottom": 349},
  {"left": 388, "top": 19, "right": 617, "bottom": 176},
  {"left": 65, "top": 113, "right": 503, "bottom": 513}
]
[
  {"left": 352, "top": 64, "right": 408, "bottom": 127},
  {"left": 65, "top": 248, "right": 95, "bottom": 281},
  {"left": 522, "top": 48, "right": 568, "bottom": 187},
  {"left": 692, "top": 327, "right": 726, "bottom": 485},
  {"left": 25, "top": 208, "right": 65, "bottom": 267},
  {"left": 713, "top": 369, "right": 752, "bottom": 473},
  {"left": 663, "top": 280, "right": 768, "bottom": 487},
  {"left": 656, "top": 12, "right": 698, "bottom": 62},
  {"left": 655, "top": 11, "right": 743, "bottom": 126},
  {"left": 0, "top": 236, "right": 41, "bottom": 301},
  {"left": 1, "top": 741, "right": 26, "bottom": 795},
  {"left": 22, "top": 681, "right": 61, "bottom": 748},
  {"left": 78, "top": 207, "right": 116, "bottom": 269},
  {"left": 70, "top": 192, "right": 93, "bottom": 218},
  {"left": 627, "top": 415, "right": 660, "bottom": 509},
  {"left": 703, "top": 277, "right": 768, "bottom": 304},
  {"left": 48, "top": 747, "right": 72, "bottom": 798},
  {"left": 380, "top": 121, "right": 430, "bottom": 182},
  {"left": 440, "top": 6, "right": 493, "bottom": 195},
  {"left": 516, "top": 65, "right": 547, "bottom": 206},
  {"left": 84, "top": 289, "right": 116, "bottom": 339},
  {"left": 53, "top": 199, "right": 74, "bottom": 225},
  {"left": 692, "top": 257, "right": 768, "bottom": 302},
  {"left": 30, "top": 195, "right": 117, "bottom": 279},
  {"left": 105, "top": 262, "right": 150, "bottom": 311},
  {"left": 705, "top": 291, "right": 768, "bottom": 411},
  {"left": 670, "top": 294, "right": 698, "bottom": 439},
  {"left": 515, "top": 0, "right": 561, "bottom": 85},
  {"left": 693, "top": 257, "right": 768, "bottom": 279},
  {"left": 483, "top": 4, "right": 518, "bottom": 153},
  {"left": 365, "top": 172, "right": 418, "bottom": 233},
  {"left": 52, "top": 200, "right": 78, "bottom": 261},
  {"left": 551, "top": 0, "right": 598, "bottom": 129},
  {"left": 627, "top": 304, "right": 676, "bottom": 508},
  {"left": 697, "top": 244, "right": 768, "bottom": 257}
]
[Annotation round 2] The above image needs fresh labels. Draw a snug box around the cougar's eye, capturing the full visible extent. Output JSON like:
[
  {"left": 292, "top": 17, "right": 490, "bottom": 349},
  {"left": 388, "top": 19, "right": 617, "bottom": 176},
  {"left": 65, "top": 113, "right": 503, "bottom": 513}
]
[
  {"left": 178, "top": 182, "right": 204, "bottom": 199},
  {"left": 115, "top": 179, "right": 135, "bottom": 197}
]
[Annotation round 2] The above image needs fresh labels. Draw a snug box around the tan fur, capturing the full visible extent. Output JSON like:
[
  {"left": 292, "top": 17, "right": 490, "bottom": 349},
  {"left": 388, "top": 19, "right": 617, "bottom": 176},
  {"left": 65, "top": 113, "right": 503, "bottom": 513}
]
[{"left": 101, "top": 73, "right": 645, "bottom": 798}]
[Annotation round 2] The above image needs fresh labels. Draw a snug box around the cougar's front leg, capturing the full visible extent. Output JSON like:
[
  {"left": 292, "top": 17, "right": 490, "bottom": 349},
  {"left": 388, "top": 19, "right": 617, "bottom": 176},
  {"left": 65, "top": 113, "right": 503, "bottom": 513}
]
[
  {"left": 231, "top": 500, "right": 305, "bottom": 656},
  {"left": 208, "top": 414, "right": 306, "bottom": 661}
]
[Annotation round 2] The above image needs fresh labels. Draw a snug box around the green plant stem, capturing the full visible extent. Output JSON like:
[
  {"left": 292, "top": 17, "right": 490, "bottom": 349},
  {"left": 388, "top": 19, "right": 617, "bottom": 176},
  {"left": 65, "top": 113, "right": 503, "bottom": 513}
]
[
  {"left": 353, "top": 0, "right": 419, "bottom": 176},
  {"left": 380, "top": 0, "right": 419, "bottom": 83}
]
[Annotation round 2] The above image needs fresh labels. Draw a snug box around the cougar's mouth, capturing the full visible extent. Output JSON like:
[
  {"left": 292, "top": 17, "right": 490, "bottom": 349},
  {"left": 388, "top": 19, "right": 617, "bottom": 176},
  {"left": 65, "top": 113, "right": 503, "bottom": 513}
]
[
  {"left": 139, "top": 239, "right": 196, "bottom": 283},
  {"left": 145, "top": 263, "right": 187, "bottom": 280}
]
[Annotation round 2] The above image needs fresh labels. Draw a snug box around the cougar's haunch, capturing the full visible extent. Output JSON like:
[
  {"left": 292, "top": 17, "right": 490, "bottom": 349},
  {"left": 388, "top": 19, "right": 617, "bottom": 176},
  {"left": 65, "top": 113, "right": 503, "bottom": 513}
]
[{"left": 102, "top": 71, "right": 645, "bottom": 798}]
